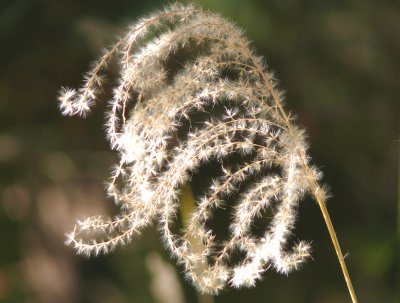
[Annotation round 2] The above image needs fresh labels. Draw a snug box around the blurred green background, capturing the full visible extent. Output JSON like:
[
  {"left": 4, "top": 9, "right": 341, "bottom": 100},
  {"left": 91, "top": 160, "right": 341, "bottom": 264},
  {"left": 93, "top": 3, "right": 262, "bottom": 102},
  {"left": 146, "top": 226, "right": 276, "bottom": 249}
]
[{"left": 0, "top": 0, "right": 398, "bottom": 302}]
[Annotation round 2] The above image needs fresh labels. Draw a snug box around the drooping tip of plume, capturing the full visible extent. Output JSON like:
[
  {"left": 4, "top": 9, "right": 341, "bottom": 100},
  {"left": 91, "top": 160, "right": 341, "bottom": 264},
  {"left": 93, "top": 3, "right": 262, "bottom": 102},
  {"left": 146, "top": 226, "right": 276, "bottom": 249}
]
[
  {"left": 58, "top": 87, "right": 93, "bottom": 117},
  {"left": 230, "top": 263, "right": 263, "bottom": 288}
]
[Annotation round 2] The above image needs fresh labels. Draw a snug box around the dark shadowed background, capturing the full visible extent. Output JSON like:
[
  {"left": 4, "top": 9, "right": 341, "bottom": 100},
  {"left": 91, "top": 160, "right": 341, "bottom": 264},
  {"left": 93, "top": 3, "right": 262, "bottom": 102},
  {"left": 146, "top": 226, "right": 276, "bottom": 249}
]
[{"left": 0, "top": 0, "right": 398, "bottom": 302}]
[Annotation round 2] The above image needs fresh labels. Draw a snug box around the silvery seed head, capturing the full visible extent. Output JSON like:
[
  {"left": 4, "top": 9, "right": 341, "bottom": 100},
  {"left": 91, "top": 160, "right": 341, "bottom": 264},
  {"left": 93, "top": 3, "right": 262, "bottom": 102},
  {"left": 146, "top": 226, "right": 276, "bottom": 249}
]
[{"left": 59, "top": 3, "right": 325, "bottom": 294}]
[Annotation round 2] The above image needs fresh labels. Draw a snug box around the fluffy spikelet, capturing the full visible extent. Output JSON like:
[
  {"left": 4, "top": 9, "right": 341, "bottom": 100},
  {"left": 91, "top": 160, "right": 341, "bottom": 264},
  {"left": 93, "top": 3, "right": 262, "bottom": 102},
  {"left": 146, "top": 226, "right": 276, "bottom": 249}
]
[{"left": 59, "top": 4, "right": 327, "bottom": 294}]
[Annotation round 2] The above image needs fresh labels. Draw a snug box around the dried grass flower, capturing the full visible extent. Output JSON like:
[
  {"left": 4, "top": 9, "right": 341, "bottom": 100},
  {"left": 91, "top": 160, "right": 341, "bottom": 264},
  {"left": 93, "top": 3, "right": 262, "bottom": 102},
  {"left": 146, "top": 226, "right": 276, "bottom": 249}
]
[{"left": 59, "top": 4, "right": 357, "bottom": 301}]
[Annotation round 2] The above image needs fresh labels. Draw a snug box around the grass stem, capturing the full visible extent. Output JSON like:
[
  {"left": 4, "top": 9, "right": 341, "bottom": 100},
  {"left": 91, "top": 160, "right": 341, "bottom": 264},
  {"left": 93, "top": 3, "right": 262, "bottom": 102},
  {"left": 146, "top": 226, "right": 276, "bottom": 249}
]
[
  {"left": 314, "top": 191, "right": 358, "bottom": 303},
  {"left": 180, "top": 184, "right": 215, "bottom": 303}
]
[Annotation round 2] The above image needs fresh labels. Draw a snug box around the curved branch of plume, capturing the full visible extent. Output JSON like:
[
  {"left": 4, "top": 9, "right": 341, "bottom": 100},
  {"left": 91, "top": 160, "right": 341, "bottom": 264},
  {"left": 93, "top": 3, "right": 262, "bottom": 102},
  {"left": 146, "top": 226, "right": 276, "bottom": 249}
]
[{"left": 59, "top": 3, "right": 331, "bottom": 295}]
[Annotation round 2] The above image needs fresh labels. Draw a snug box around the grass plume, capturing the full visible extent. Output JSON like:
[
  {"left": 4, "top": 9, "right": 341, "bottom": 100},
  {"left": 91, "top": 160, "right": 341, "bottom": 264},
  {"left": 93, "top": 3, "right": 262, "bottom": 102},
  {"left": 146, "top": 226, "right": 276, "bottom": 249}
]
[{"left": 58, "top": 4, "right": 357, "bottom": 301}]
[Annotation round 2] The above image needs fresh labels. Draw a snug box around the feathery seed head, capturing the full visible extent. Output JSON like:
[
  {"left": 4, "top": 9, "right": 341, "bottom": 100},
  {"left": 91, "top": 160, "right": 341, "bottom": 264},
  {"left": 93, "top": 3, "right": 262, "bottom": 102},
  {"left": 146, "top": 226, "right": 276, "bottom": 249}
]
[{"left": 59, "top": 4, "right": 325, "bottom": 294}]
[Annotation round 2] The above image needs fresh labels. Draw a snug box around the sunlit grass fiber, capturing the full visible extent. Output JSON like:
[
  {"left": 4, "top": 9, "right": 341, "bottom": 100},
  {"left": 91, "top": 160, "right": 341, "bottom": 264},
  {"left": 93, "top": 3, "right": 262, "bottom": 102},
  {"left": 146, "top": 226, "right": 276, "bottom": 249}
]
[{"left": 58, "top": 4, "right": 357, "bottom": 301}]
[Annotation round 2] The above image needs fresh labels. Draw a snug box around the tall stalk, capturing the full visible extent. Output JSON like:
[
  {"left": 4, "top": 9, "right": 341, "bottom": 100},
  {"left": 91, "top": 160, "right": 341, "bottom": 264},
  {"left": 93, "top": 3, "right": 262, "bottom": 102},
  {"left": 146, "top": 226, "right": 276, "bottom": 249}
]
[
  {"left": 314, "top": 191, "right": 358, "bottom": 303},
  {"left": 180, "top": 184, "right": 214, "bottom": 303}
]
